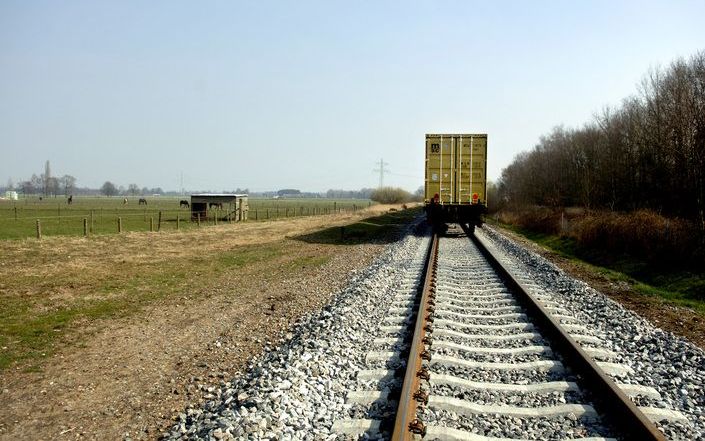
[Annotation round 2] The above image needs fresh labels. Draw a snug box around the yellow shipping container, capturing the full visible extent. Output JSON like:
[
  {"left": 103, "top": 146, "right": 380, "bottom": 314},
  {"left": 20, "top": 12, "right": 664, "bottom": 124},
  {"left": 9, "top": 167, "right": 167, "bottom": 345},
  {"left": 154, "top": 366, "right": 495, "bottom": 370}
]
[{"left": 425, "top": 134, "right": 487, "bottom": 205}]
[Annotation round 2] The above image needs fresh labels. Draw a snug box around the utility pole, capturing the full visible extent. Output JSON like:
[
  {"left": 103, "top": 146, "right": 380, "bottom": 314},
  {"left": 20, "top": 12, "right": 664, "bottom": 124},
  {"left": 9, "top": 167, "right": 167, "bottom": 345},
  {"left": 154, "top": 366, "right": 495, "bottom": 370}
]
[{"left": 373, "top": 159, "right": 389, "bottom": 188}]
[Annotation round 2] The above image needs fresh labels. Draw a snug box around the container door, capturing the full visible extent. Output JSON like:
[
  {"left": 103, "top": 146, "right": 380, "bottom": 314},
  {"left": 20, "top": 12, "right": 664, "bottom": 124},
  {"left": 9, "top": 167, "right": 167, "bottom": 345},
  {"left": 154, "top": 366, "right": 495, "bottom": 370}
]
[
  {"left": 450, "top": 136, "right": 459, "bottom": 204},
  {"left": 425, "top": 136, "right": 454, "bottom": 204},
  {"left": 457, "top": 136, "right": 472, "bottom": 204},
  {"left": 425, "top": 137, "right": 439, "bottom": 202},
  {"left": 469, "top": 137, "right": 487, "bottom": 204}
]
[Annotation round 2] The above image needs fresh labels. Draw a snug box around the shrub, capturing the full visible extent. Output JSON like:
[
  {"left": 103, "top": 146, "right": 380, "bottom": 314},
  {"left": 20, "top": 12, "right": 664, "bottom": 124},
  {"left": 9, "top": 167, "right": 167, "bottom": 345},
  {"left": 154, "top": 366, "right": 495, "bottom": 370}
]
[
  {"left": 370, "top": 187, "right": 412, "bottom": 204},
  {"left": 570, "top": 210, "right": 702, "bottom": 267},
  {"left": 498, "top": 207, "right": 704, "bottom": 270},
  {"left": 496, "top": 206, "right": 562, "bottom": 235}
]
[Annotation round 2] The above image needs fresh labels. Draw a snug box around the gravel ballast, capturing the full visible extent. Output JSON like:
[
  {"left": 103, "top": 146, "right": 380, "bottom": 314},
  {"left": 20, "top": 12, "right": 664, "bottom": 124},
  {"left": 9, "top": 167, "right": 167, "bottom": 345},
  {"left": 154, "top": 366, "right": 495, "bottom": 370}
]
[
  {"left": 421, "top": 235, "right": 610, "bottom": 439},
  {"left": 164, "top": 225, "right": 430, "bottom": 440},
  {"left": 479, "top": 226, "right": 705, "bottom": 440},
  {"left": 164, "top": 223, "right": 704, "bottom": 440}
]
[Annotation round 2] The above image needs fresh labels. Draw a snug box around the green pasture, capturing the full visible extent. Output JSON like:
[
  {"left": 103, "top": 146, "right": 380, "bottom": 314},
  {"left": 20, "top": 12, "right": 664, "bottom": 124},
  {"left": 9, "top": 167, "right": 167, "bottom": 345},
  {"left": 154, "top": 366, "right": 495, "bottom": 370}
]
[{"left": 0, "top": 196, "right": 372, "bottom": 240}]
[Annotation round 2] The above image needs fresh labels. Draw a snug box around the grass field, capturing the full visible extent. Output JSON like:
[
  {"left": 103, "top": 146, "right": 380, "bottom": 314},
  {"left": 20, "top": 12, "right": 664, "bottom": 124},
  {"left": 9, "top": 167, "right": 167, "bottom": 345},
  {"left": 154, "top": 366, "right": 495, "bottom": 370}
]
[
  {"left": 0, "top": 196, "right": 372, "bottom": 240},
  {"left": 0, "top": 205, "right": 419, "bottom": 371}
]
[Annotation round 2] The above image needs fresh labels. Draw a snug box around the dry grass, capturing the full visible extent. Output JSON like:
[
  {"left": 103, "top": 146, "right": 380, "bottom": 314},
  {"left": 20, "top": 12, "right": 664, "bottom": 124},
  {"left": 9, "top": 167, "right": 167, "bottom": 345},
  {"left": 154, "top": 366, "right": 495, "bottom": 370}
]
[
  {"left": 0, "top": 204, "right": 412, "bottom": 370},
  {"left": 492, "top": 207, "right": 705, "bottom": 312},
  {"left": 570, "top": 210, "right": 702, "bottom": 265},
  {"left": 494, "top": 207, "right": 704, "bottom": 267}
]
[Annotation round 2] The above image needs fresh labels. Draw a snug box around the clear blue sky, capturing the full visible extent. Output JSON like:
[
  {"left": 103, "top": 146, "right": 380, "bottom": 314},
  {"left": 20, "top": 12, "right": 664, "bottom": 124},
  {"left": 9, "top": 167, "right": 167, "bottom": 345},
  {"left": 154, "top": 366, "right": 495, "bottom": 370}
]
[{"left": 1, "top": 1, "right": 703, "bottom": 192}]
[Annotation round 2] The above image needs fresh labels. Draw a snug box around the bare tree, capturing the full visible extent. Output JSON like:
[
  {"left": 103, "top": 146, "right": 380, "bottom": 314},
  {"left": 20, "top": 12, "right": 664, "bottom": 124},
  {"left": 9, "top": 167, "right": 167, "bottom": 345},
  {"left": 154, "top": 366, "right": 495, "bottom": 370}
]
[
  {"left": 60, "top": 175, "right": 76, "bottom": 195},
  {"left": 497, "top": 50, "right": 705, "bottom": 226},
  {"left": 20, "top": 180, "right": 35, "bottom": 195},
  {"left": 128, "top": 184, "right": 139, "bottom": 196},
  {"left": 30, "top": 174, "right": 42, "bottom": 194},
  {"left": 101, "top": 181, "right": 118, "bottom": 197}
]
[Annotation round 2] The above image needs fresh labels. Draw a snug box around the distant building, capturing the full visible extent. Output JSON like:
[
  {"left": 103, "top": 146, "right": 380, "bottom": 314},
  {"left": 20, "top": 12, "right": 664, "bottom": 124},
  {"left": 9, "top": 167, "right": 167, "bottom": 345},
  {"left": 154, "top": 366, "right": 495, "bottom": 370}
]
[{"left": 4, "top": 191, "right": 18, "bottom": 200}]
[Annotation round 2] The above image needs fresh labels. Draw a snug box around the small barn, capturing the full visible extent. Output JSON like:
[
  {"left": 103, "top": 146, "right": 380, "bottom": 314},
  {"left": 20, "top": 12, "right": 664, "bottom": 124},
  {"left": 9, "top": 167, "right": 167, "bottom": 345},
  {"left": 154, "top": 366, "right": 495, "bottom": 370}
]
[{"left": 190, "top": 193, "right": 248, "bottom": 222}]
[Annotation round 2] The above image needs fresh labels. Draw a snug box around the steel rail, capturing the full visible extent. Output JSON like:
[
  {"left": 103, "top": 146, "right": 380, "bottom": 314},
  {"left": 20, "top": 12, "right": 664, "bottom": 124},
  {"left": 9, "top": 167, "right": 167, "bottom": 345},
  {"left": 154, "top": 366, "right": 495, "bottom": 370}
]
[
  {"left": 390, "top": 232, "right": 438, "bottom": 440},
  {"left": 466, "top": 225, "right": 666, "bottom": 441}
]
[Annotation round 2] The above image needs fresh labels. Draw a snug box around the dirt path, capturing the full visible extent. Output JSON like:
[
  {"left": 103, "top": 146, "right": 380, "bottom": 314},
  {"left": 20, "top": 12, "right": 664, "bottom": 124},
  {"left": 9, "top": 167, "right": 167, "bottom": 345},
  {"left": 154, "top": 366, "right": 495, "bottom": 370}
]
[
  {"left": 0, "top": 206, "right": 410, "bottom": 440},
  {"left": 494, "top": 226, "right": 705, "bottom": 349}
]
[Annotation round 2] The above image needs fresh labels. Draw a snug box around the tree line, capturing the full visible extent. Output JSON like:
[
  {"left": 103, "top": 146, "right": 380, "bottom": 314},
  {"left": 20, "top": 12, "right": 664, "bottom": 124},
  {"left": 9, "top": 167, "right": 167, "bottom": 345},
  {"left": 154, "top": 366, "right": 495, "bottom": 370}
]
[
  {"left": 6, "top": 161, "right": 78, "bottom": 197},
  {"left": 2, "top": 162, "right": 166, "bottom": 197},
  {"left": 496, "top": 51, "right": 705, "bottom": 226},
  {"left": 3, "top": 168, "right": 405, "bottom": 199}
]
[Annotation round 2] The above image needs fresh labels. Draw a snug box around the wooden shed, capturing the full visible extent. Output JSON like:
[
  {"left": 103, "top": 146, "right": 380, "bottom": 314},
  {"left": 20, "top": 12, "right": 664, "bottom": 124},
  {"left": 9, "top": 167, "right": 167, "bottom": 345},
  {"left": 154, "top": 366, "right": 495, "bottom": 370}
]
[{"left": 190, "top": 193, "right": 248, "bottom": 222}]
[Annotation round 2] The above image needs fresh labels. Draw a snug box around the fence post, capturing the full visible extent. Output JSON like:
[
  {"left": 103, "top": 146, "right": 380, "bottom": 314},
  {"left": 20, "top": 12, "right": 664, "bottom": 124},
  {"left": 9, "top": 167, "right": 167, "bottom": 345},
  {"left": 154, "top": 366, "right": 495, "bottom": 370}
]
[
  {"left": 266, "top": 209, "right": 269, "bottom": 219},
  {"left": 14, "top": 206, "right": 18, "bottom": 220},
  {"left": 158, "top": 211, "right": 162, "bottom": 231},
  {"left": 83, "top": 218, "right": 88, "bottom": 236},
  {"left": 197, "top": 213, "right": 201, "bottom": 226},
  {"left": 255, "top": 210, "right": 258, "bottom": 221},
  {"left": 118, "top": 217, "right": 122, "bottom": 233},
  {"left": 36, "top": 219, "right": 41, "bottom": 239},
  {"left": 334, "top": 202, "right": 336, "bottom": 212},
  {"left": 214, "top": 213, "right": 217, "bottom": 225},
  {"left": 150, "top": 217, "right": 154, "bottom": 232},
  {"left": 176, "top": 214, "right": 180, "bottom": 230}
]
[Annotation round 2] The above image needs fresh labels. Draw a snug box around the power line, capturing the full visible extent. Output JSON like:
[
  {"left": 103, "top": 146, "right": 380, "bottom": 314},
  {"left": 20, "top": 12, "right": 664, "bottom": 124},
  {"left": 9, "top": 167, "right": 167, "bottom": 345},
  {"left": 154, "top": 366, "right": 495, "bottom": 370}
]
[{"left": 372, "top": 158, "right": 390, "bottom": 188}]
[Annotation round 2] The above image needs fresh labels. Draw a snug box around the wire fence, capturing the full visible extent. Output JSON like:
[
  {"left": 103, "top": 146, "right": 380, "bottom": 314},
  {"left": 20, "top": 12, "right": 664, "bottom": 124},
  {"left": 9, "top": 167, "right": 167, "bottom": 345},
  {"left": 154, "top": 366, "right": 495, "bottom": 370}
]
[{"left": 0, "top": 199, "right": 372, "bottom": 240}]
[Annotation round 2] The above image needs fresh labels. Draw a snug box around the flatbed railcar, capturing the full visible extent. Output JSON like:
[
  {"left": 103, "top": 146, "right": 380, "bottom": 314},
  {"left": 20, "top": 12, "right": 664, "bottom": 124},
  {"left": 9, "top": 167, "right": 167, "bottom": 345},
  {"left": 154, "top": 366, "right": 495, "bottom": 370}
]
[{"left": 424, "top": 133, "right": 487, "bottom": 229}]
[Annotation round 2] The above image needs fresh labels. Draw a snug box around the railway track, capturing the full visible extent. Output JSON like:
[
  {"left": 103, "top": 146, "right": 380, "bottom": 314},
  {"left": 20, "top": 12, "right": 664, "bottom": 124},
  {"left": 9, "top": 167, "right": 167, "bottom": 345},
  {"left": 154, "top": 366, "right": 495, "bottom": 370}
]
[{"left": 333, "top": 224, "right": 680, "bottom": 440}]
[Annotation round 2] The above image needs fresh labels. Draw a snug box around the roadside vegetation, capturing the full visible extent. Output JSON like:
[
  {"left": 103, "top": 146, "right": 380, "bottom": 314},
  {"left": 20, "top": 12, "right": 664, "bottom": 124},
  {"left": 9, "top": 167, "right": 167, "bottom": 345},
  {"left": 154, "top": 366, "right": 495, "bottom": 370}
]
[
  {"left": 489, "top": 209, "right": 705, "bottom": 313},
  {"left": 489, "top": 50, "right": 705, "bottom": 313},
  {"left": 370, "top": 186, "right": 415, "bottom": 204}
]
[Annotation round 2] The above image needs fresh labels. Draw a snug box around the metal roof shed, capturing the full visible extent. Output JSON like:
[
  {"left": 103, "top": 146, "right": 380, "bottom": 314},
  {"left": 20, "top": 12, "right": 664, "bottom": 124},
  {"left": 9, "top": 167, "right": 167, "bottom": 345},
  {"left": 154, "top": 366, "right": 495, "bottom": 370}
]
[{"left": 190, "top": 193, "right": 248, "bottom": 222}]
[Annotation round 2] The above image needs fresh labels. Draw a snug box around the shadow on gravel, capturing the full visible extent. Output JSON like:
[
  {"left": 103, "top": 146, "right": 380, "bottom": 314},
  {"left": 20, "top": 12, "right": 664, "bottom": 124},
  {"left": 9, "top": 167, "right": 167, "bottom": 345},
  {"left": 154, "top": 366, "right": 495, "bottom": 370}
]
[{"left": 292, "top": 207, "right": 425, "bottom": 245}]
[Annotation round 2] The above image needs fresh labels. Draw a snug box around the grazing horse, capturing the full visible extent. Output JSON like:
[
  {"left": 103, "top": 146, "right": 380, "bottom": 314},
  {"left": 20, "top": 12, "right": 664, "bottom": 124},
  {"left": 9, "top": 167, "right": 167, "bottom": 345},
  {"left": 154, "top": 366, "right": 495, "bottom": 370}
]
[
  {"left": 179, "top": 200, "right": 190, "bottom": 208},
  {"left": 67, "top": 195, "right": 73, "bottom": 205},
  {"left": 138, "top": 198, "right": 147, "bottom": 205},
  {"left": 209, "top": 202, "right": 223, "bottom": 209}
]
